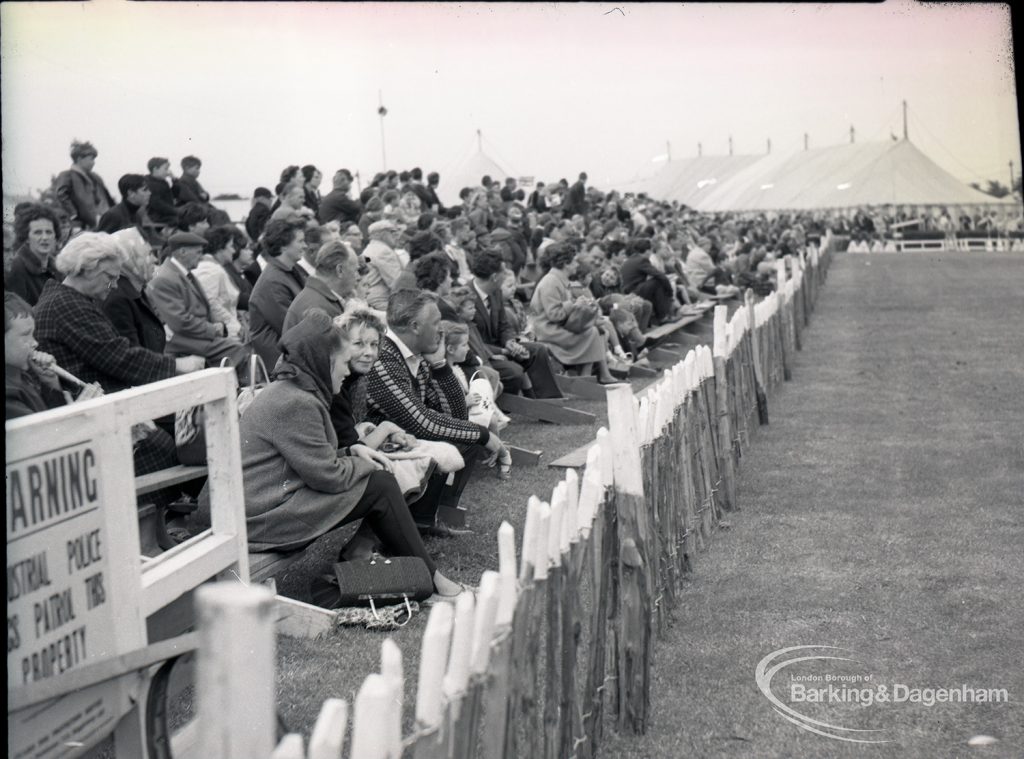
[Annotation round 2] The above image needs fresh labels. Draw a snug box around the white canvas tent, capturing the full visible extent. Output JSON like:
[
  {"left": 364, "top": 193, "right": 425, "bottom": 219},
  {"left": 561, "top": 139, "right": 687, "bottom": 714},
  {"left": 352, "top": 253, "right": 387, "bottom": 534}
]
[
  {"left": 438, "top": 148, "right": 515, "bottom": 206},
  {"left": 620, "top": 139, "right": 1017, "bottom": 212}
]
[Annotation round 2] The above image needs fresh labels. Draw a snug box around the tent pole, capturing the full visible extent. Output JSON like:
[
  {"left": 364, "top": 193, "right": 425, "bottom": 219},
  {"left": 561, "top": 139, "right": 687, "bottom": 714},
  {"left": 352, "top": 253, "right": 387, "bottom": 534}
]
[{"left": 902, "top": 100, "right": 908, "bottom": 140}]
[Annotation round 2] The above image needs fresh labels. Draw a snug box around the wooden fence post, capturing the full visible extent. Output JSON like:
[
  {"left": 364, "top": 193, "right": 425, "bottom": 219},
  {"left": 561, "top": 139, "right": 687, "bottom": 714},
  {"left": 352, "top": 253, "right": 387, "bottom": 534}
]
[
  {"left": 712, "top": 311, "right": 738, "bottom": 513},
  {"left": 308, "top": 699, "right": 348, "bottom": 759},
  {"left": 524, "top": 501, "right": 551, "bottom": 758},
  {"left": 463, "top": 571, "right": 500, "bottom": 759},
  {"left": 351, "top": 674, "right": 396, "bottom": 759},
  {"left": 605, "top": 384, "right": 652, "bottom": 734},
  {"left": 381, "top": 639, "right": 403, "bottom": 759},
  {"left": 271, "top": 734, "right": 305, "bottom": 759},
  {"left": 580, "top": 441, "right": 611, "bottom": 759},
  {"left": 560, "top": 469, "right": 583, "bottom": 759},
  {"left": 481, "top": 523, "right": 517, "bottom": 759},
  {"left": 412, "top": 604, "right": 453, "bottom": 759},
  {"left": 443, "top": 592, "right": 476, "bottom": 759},
  {"left": 195, "top": 582, "right": 276, "bottom": 759},
  {"left": 743, "top": 292, "right": 769, "bottom": 425},
  {"left": 543, "top": 483, "right": 566, "bottom": 759}
]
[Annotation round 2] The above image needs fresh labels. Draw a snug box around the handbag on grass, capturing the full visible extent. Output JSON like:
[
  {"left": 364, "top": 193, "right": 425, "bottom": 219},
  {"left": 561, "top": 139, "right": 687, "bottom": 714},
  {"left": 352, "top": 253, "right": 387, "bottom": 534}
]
[{"left": 310, "top": 556, "right": 434, "bottom": 612}]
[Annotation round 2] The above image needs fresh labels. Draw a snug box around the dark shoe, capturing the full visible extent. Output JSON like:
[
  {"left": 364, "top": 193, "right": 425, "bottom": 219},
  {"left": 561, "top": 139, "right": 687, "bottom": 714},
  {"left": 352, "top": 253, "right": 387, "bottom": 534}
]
[{"left": 418, "top": 522, "right": 474, "bottom": 539}]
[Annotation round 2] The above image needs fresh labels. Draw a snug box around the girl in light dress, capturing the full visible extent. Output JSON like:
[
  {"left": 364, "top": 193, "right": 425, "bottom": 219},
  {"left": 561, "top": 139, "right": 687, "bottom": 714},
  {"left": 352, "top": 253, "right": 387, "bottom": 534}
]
[{"left": 441, "top": 320, "right": 512, "bottom": 479}]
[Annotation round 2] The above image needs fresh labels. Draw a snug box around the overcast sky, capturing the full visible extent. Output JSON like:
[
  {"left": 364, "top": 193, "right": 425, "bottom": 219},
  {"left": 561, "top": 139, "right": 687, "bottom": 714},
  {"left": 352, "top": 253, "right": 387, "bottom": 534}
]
[{"left": 1, "top": 0, "right": 1019, "bottom": 199}]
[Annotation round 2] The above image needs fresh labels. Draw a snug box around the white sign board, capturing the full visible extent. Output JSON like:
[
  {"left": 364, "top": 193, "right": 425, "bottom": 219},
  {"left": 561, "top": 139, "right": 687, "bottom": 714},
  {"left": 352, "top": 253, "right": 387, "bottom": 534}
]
[
  {"left": 6, "top": 410, "right": 140, "bottom": 758},
  {"left": 7, "top": 369, "right": 249, "bottom": 758}
]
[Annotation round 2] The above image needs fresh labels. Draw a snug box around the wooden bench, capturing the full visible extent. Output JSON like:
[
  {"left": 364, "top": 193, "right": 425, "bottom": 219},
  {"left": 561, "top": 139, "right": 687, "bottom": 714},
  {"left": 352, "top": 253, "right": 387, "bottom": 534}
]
[
  {"left": 497, "top": 393, "right": 597, "bottom": 425},
  {"left": 135, "top": 463, "right": 209, "bottom": 496}
]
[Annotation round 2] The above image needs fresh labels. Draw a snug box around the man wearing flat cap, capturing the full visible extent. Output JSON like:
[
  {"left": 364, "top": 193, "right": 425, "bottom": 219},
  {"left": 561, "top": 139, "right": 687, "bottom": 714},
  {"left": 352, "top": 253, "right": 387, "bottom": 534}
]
[
  {"left": 362, "top": 219, "right": 404, "bottom": 310},
  {"left": 148, "top": 232, "right": 251, "bottom": 379}
]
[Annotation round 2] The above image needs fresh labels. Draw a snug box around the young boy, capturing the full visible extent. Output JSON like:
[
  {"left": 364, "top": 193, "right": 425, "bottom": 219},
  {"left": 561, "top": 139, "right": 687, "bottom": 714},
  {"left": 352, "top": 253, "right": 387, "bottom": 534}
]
[{"left": 441, "top": 320, "right": 511, "bottom": 478}]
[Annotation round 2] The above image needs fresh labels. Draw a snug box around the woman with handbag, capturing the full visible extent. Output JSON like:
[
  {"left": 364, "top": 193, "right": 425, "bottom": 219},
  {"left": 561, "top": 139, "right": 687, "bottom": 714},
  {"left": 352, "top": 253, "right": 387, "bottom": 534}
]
[
  {"left": 197, "top": 308, "right": 466, "bottom": 598},
  {"left": 529, "top": 243, "right": 616, "bottom": 383}
]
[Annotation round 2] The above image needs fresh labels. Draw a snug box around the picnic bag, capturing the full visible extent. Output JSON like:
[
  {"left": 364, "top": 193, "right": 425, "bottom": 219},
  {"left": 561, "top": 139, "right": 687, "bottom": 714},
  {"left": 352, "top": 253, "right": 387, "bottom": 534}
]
[
  {"left": 175, "top": 354, "right": 270, "bottom": 465},
  {"left": 310, "top": 556, "right": 434, "bottom": 613},
  {"left": 466, "top": 370, "right": 497, "bottom": 427}
]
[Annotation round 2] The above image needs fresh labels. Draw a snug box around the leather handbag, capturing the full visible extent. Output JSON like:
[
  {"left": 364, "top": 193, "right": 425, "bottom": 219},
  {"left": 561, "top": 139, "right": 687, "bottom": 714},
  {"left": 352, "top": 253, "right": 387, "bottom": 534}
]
[{"left": 310, "top": 556, "right": 434, "bottom": 611}]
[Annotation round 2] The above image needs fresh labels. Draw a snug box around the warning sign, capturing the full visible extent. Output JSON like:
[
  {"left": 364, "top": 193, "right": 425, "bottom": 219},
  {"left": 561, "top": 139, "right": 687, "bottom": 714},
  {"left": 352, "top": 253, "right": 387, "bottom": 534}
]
[{"left": 7, "top": 441, "right": 123, "bottom": 758}]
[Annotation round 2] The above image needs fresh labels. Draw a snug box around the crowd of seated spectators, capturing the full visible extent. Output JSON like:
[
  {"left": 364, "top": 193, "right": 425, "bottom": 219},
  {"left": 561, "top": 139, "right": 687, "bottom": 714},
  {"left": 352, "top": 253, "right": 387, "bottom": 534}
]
[{"left": 6, "top": 141, "right": 832, "bottom": 601}]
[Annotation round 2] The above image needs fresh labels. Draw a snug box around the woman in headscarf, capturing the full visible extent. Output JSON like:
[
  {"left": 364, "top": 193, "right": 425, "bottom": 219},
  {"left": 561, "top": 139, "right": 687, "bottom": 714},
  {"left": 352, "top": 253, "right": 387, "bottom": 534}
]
[{"left": 200, "top": 309, "right": 464, "bottom": 597}]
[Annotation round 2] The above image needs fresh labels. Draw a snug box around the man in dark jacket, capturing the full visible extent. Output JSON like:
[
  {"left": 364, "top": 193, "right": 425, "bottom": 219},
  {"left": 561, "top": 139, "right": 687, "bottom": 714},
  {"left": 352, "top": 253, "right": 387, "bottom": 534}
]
[
  {"left": 620, "top": 238, "right": 676, "bottom": 323},
  {"left": 318, "top": 169, "right": 362, "bottom": 225},
  {"left": 97, "top": 174, "right": 153, "bottom": 235},
  {"left": 282, "top": 240, "right": 358, "bottom": 331},
  {"left": 425, "top": 172, "right": 445, "bottom": 214},
  {"left": 54, "top": 140, "right": 114, "bottom": 231},
  {"left": 563, "top": 172, "right": 588, "bottom": 219},
  {"left": 173, "top": 155, "right": 210, "bottom": 206},
  {"left": 469, "top": 248, "right": 562, "bottom": 398},
  {"left": 144, "top": 157, "right": 179, "bottom": 228}
]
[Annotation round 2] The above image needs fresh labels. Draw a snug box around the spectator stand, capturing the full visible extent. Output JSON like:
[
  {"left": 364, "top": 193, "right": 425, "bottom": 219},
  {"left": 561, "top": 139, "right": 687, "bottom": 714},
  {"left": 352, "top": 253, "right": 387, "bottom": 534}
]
[{"left": 6, "top": 368, "right": 335, "bottom": 759}]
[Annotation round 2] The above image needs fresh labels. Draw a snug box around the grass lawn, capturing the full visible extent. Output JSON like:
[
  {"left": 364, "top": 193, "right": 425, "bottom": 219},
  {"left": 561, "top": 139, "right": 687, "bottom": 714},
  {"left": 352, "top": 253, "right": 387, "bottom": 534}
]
[{"left": 599, "top": 251, "right": 1024, "bottom": 758}]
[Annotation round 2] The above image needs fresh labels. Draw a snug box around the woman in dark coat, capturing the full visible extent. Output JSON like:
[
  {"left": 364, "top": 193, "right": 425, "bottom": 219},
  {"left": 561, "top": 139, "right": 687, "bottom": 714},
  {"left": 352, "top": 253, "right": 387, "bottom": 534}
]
[
  {"left": 103, "top": 228, "right": 166, "bottom": 352},
  {"left": 199, "top": 309, "right": 465, "bottom": 597}
]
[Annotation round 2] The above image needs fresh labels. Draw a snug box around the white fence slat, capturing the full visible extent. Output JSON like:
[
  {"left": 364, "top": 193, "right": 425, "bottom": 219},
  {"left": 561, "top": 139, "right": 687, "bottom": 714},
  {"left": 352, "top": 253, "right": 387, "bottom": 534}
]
[
  {"left": 308, "top": 698, "right": 348, "bottom": 759},
  {"left": 271, "top": 734, "right": 305, "bottom": 759},
  {"left": 443, "top": 592, "right": 476, "bottom": 698},
  {"left": 380, "top": 639, "right": 403, "bottom": 759},
  {"left": 350, "top": 674, "right": 393, "bottom": 759},
  {"left": 470, "top": 571, "right": 501, "bottom": 675},
  {"left": 415, "top": 604, "right": 454, "bottom": 730},
  {"left": 196, "top": 583, "right": 276, "bottom": 759}
]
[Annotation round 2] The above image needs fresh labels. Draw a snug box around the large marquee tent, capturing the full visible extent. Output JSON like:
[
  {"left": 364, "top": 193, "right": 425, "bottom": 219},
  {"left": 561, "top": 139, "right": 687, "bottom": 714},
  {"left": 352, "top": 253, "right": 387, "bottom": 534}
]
[{"left": 620, "top": 139, "right": 1016, "bottom": 212}]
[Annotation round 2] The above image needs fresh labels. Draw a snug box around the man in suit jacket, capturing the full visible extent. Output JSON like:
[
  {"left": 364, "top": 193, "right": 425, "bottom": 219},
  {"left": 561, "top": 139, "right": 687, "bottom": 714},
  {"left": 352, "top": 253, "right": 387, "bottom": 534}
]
[
  {"left": 366, "top": 290, "right": 505, "bottom": 531},
  {"left": 281, "top": 240, "right": 358, "bottom": 332},
  {"left": 147, "top": 232, "right": 250, "bottom": 378},
  {"left": 469, "top": 249, "right": 562, "bottom": 398}
]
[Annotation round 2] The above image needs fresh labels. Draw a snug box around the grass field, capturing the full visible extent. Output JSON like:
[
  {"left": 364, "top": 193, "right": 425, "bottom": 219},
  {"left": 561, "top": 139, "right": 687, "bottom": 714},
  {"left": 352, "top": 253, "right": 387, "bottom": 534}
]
[{"left": 598, "top": 251, "right": 1024, "bottom": 758}]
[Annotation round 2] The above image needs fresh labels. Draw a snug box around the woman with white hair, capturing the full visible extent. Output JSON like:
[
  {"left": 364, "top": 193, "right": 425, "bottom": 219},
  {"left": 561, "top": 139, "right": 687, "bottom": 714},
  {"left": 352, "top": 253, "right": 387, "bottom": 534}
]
[
  {"left": 33, "top": 232, "right": 205, "bottom": 491},
  {"left": 102, "top": 227, "right": 168, "bottom": 354},
  {"left": 34, "top": 232, "right": 203, "bottom": 393}
]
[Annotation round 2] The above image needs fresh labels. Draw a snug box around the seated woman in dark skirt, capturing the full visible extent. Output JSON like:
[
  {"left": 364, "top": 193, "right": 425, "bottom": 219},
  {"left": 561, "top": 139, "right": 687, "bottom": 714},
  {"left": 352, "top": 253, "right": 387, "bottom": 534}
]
[{"left": 199, "top": 308, "right": 464, "bottom": 598}]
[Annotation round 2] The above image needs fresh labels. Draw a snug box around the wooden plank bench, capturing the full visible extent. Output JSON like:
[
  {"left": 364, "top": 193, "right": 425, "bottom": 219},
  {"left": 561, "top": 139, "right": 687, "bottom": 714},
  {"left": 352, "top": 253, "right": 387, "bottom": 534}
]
[
  {"left": 497, "top": 393, "right": 596, "bottom": 425},
  {"left": 554, "top": 373, "right": 608, "bottom": 401},
  {"left": 136, "top": 464, "right": 209, "bottom": 496}
]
